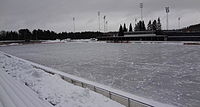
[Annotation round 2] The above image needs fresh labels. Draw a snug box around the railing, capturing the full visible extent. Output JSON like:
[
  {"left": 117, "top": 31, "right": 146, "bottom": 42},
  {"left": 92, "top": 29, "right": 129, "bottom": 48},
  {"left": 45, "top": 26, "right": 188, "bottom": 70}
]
[{"left": 60, "top": 76, "right": 153, "bottom": 107}]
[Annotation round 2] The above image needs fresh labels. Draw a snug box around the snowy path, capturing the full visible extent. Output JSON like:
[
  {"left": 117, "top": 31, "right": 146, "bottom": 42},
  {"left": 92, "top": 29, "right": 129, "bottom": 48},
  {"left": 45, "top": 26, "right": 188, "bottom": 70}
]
[{"left": 0, "top": 52, "right": 124, "bottom": 107}]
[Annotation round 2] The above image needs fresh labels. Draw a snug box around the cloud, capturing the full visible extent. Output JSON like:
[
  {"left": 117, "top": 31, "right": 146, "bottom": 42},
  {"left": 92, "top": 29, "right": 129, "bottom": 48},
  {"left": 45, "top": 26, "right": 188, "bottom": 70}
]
[{"left": 0, "top": 0, "right": 200, "bottom": 32}]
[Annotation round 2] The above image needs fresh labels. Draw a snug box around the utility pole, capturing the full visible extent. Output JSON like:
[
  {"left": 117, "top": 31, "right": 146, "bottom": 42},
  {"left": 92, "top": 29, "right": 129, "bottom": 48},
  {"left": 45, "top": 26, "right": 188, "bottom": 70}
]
[
  {"left": 106, "top": 21, "right": 108, "bottom": 32},
  {"left": 165, "top": 7, "right": 170, "bottom": 30},
  {"left": 140, "top": 3, "right": 143, "bottom": 21},
  {"left": 98, "top": 11, "right": 100, "bottom": 32},
  {"left": 178, "top": 17, "right": 181, "bottom": 29},
  {"left": 103, "top": 15, "right": 106, "bottom": 33},
  {"left": 73, "top": 17, "right": 75, "bottom": 33}
]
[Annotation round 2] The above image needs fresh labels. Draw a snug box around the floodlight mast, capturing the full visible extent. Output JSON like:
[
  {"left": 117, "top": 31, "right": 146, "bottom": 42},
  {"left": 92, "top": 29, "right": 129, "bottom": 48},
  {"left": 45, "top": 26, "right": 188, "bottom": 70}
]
[
  {"left": 140, "top": 3, "right": 143, "bottom": 21},
  {"left": 98, "top": 11, "right": 100, "bottom": 32},
  {"left": 103, "top": 16, "right": 106, "bottom": 33},
  {"left": 165, "top": 7, "right": 170, "bottom": 30},
  {"left": 106, "top": 21, "right": 108, "bottom": 32},
  {"left": 73, "top": 17, "right": 75, "bottom": 33},
  {"left": 178, "top": 17, "right": 181, "bottom": 29}
]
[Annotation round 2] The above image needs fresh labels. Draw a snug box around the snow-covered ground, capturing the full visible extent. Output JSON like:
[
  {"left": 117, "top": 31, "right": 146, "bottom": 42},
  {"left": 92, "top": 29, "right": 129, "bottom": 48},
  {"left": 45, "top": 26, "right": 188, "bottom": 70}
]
[
  {"left": 41, "top": 39, "right": 102, "bottom": 44},
  {"left": 41, "top": 39, "right": 66, "bottom": 44},
  {"left": 0, "top": 52, "right": 124, "bottom": 107},
  {"left": 0, "top": 43, "right": 22, "bottom": 47},
  {"left": 0, "top": 68, "right": 53, "bottom": 107}
]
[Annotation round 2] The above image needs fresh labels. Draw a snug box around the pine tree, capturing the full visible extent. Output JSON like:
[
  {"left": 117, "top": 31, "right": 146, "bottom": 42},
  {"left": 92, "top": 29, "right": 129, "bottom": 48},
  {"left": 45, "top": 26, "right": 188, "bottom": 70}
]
[
  {"left": 147, "top": 20, "right": 152, "bottom": 31},
  {"left": 142, "top": 21, "right": 146, "bottom": 31},
  {"left": 129, "top": 23, "right": 133, "bottom": 32},
  {"left": 134, "top": 21, "right": 147, "bottom": 31},
  {"left": 140, "top": 21, "right": 143, "bottom": 31},
  {"left": 118, "top": 24, "right": 124, "bottom": 36},
  {"left": 157, "top": 17, "right": 162, "bottom": 31},
  {"left": 134, "top": 21, "right": 142, "bottom": 31},
  {"left": 19, "top": 29, "right": 31, "bottom": 42},
  {"left": 123, "top": 23, "right": 127, "bottom": 32},
  {"left": 152, "top": 20, "right": 157, "bottom": 31},
  {"left": 134, "top": 23, "right": 138, "bottom": 31},
  {"left": 139, "top": 21, "right": 142, "bottom": 31}
]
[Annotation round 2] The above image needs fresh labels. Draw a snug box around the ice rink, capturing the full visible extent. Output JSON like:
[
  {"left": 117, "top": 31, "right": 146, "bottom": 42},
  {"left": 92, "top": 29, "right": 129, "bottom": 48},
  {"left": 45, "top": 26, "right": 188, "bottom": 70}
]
[{"left": 1, "top": 42, "right": 200, "bottom": 107}]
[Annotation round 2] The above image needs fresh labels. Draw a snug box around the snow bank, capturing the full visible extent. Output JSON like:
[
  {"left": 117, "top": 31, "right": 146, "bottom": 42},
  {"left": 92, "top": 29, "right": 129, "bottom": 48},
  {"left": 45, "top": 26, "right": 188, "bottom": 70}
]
[
  {"left": 41, "top": 39, "right": 66, "bottom": 44},
  {"left": 0, "top": 43, "right": 22, "bottom": 47},
  {"left": 0, "top": 52, "right": 124, "bottom": 107},
  {"left": 131, "top": 41, "right": 184, "bottom": 45},
  {"left": 41, "top": 39, "right": 106, "bottom": 44},
  {"left": 0, "top": 69, "right": 53, "bottom": 107}
]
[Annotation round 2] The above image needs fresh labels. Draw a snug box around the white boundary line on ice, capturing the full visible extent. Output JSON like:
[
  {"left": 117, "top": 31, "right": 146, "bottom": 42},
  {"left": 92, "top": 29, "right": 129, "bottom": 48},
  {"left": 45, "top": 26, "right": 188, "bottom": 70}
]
[{"left": 0, "top": 51, "right": 176, "bottom": 107}]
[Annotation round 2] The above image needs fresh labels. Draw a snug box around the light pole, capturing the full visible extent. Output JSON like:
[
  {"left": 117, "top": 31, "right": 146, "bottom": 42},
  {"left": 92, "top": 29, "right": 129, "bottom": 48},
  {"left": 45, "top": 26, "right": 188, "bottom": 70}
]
[
  {"left": 106, "top": 21, "right": 108, "bottom": 32},
  {"left": 98, "top": 11, "right": 100, "bottom": 32},
  {"left": 73, "top": 17, "right": 75, "bottom": 33},
  {"left": 178, "top": 17, "right": 181, "bottom": 29},
  {"left": 165, "top": 7, "right": 170, "bottom": 30},
  {"left": 103, "top": 15, "right": 106, "bottom": 33},
  {"left": 140, "top": 3, "right": 143, "bottom": 21}
]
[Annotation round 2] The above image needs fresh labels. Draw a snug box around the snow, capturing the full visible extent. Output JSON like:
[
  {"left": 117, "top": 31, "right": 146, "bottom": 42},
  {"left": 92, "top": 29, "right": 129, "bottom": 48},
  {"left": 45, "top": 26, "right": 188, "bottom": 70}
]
[
  {"left": 41, "top": 39, "right": 66, "bottom": 44},
  {"left": 130, "top": 41, "right": 184, "bottom": 45},
  {"left": 0, "top": 69, "right": 53, "bottom": 107},
  {"left": 0, "top": 43, "right": 22, "bottom": 47},
  {"left": 41, "top": 39, "right": 105, "bottom": 44},
  {"left": 0, "top": 52, "right": 124, "bottom": 107}
]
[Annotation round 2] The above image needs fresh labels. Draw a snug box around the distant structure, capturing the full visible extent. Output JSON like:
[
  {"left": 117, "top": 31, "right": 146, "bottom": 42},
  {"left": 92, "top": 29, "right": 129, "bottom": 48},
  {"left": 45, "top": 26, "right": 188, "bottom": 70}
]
[
  {"left": 98, "top": 11, "right": 101, "bottom": 32},
  {"left": 106, "top": 21, "right": 108, "bottom": 32},
  {"left": 73, "top": 17, "right": 75, "bottom": 33},
  {"left": 103, "top": 16, "right": 106, "bottom": 32},
  {"left": 165, "top": 7, "right": 170, "bottom": 30},
  {"left": 140, "top": 3, "right": 143, "bottom": 21},
  {"left": 178, "top": 17, "right": 181, "bottom": 29},
  {"left": 182, "top": 23, "right": 200, "bottom": 32}
]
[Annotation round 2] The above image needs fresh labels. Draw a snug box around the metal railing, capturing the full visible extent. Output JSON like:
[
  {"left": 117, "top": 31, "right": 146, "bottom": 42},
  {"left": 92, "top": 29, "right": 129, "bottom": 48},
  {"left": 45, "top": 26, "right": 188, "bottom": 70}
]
[{"left": 59, "top": 75, "right": 153, "bottom": 107}]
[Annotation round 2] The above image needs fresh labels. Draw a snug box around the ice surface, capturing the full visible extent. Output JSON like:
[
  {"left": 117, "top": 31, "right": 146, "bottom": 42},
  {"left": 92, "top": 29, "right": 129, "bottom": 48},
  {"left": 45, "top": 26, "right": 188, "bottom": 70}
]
[
  {"left": 0, "top": 52, "right": 124, "bottom": 107},
  {"left": 1, "top": 42, "right": 200, "bottom": 107}
]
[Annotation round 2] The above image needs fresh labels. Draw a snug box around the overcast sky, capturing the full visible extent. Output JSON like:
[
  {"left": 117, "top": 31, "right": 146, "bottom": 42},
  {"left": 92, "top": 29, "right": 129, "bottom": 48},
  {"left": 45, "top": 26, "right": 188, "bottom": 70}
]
[{"left": 0, "top": 0, "right": 200, "bottom": 32}]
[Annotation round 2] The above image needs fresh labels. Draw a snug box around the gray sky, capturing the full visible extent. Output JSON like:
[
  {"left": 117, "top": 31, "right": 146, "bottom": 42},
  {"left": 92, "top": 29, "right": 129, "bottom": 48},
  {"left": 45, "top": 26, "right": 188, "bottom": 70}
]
[{"left": 0, "top": 0, "right": 200, "bottom": 32}]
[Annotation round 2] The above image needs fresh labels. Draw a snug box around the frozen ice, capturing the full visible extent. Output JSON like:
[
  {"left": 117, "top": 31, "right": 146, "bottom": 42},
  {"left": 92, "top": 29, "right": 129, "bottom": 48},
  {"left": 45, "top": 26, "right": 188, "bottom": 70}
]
[{"left": 1, "top": 41, "right": 200, "bottom": 107}]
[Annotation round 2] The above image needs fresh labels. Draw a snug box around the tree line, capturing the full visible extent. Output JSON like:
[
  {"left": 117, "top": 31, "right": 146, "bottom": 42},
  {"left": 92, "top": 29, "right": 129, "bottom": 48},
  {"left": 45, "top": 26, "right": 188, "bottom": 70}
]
[
  {"left": 118, "top": 18, "right": 162, "bottom": 36},
  {"left": 0, "top": 18, "right": 163, "bottom": 40},
  {"left": 0, "top": 29, "right": 103, "bottom": 41}
]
